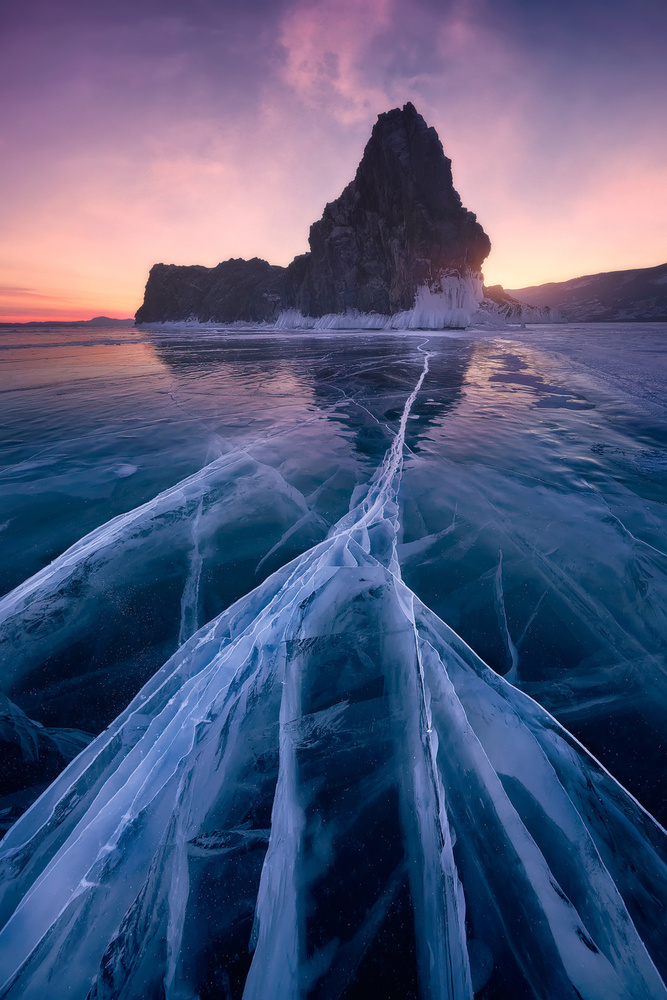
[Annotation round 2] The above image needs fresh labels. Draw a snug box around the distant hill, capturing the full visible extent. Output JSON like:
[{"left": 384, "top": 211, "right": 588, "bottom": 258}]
[
  {"left": 85, "top": 316, "right": 135, "bottom": 327},
  {"left": 0, "top": 316, "right": 135, "bottom": 328},
  {"left": 507, "top": 262, "right": 667, "bottom": 322}
]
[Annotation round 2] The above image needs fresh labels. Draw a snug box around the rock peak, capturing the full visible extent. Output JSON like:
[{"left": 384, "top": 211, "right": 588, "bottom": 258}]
[
  {"left": 299, "top": 102, "right": 490, "bottom": 315},
  {"left": 136, "top": 104, "right": 490, "bottom": 324}
]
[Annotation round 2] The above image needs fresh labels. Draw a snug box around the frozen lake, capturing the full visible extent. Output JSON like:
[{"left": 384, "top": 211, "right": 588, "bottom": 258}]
[{"left": 0, "top": 321, "right": 666, "bottom": 998}]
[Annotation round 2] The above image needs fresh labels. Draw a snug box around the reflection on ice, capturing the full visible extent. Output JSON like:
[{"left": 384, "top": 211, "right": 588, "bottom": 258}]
[{"left": 0, "top": 345, "right": 665, "bottom": 999}]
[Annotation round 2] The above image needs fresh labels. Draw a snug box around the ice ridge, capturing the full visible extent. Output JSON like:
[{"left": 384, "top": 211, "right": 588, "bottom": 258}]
[{"left": 0, "top": 347, "right": 666, "bottom": 999}]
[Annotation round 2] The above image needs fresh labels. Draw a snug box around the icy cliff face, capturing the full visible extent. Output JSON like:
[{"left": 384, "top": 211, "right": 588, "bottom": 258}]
[
  {"left": 135, "top": 104, "right": 490, "bottom": 326},
  {"left": 275, "top": 272, "right": 484, "bottom": 331},
  {"left": 0, "top": 348, "right": 666, "bottom": 1000}
]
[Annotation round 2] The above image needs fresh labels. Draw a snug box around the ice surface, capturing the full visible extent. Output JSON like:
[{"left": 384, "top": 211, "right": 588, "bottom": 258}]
[
  {"left": 0, "top": 694, "right": 93, "bottom": 835},
  {"left": 0, "top": 343, "right": 666, "bottom": 999}
]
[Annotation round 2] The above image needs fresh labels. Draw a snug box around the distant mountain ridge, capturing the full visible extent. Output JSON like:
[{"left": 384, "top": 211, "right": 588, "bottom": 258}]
[
  {"left": 0, "top": 316, "right": 134, "bottom": 328},
  {"left": 507, "top": 262, "right": 667, "bottom": 322},
  {"left": 136, "top": 104, "right": 490, "bottom": 325}
]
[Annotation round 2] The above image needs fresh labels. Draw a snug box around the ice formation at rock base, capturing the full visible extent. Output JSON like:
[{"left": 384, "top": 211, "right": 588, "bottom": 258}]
[
  {"left": 0, "top": 348, "right": 666, "bottom": 999},
  {"left": 274, "top": 274, "right": 484, "bottom": 332},
  {"left": 151, "top": 273, "right": 553, "bottom": 332}
]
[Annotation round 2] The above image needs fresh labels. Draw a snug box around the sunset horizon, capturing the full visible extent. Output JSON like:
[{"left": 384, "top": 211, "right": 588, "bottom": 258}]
[
  {"left": 3, "top": 241, "right": 667, "bottom": 325},
  {"left": 2, "top": 0, "right": 666, "bottom": 323}
]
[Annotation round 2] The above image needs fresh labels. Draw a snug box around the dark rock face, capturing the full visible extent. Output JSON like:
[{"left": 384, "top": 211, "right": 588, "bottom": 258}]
[
  {"left": 136, "top": 258, "right": 289, "bottom": 324},
  {"left": 507, "top": 262, "right": 667, "bottom": 322},
  {"left": 292, "top": 103, "right": 490, "bottom": 316},
  {"left": 135, "top": 104, "right": 490, "bottom": 324}
]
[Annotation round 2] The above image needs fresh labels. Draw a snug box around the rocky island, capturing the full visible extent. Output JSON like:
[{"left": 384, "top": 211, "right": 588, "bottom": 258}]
[{"left": 135, "top": 103, "right": 491, "bottom": 326}]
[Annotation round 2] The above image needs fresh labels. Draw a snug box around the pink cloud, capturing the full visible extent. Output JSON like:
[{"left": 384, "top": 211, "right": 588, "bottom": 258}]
[{"left": 277, "top": 0, "right": 393, "bottom": 123}]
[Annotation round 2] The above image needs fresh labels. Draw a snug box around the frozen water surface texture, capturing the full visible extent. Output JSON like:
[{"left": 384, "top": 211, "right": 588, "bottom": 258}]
[{"left": 0, "top": 322, "right": 666, "bottom": 999}]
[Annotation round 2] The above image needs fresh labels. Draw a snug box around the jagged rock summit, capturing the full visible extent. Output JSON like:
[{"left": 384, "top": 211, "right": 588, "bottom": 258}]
[{"left": 135, "top": 103, "right": 491, "bottom": 324}]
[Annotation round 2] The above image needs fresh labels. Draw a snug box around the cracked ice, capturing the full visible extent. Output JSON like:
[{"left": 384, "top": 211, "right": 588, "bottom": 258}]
[{"left": 0, "top": 343, "right": 666, "bottom": 999}]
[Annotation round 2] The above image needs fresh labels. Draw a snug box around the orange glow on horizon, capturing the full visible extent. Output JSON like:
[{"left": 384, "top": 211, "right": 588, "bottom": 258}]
[{"left": 0, "top": 308, "right": 133, "bottom": 324}]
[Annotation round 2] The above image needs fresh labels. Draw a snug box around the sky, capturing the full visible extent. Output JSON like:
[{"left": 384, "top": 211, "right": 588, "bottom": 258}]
[{"left": 0, "top": 0, "right": 665, "bottom": 321}]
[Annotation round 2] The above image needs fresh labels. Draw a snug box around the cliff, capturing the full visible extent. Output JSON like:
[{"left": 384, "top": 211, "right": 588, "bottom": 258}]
[{"left": 135, "top": 103, "right": 490, "bottom": 324}]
